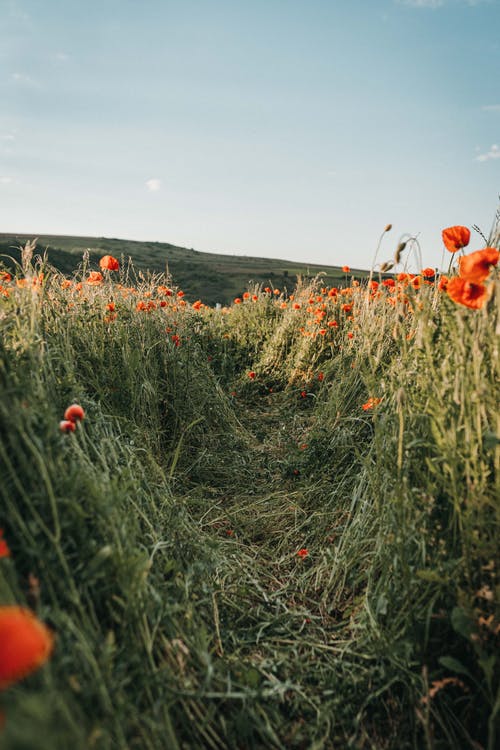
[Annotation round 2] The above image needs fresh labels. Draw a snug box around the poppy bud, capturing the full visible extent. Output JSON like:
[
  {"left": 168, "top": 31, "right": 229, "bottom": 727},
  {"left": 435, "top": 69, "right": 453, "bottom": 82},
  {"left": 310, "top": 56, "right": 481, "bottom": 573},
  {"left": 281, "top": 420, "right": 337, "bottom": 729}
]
[{"left": 395, "top": 242, "right": 407, "bottom": 264}]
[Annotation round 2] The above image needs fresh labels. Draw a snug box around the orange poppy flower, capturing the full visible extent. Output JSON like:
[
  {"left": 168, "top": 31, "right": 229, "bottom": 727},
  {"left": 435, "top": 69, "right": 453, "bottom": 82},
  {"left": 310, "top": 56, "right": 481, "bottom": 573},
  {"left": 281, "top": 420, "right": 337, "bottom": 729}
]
[
  {"left": 0, "top": 606, "right": 54, "bottom": 690},
  {"left": 248, "top": 371, "right": 256, "bottom": 380},
  {"left": 86, "top": 271, "right": 103, "bottom": 285},
  {"left": 446, "top": 277, "right": 489, "bottom": 309},
  {"left": 442, "top": 225, "right": 470, "bottom": 253},
  {"left": 438, "top": 275, "right": 449, "bottom": 291},
  {"left": 342, "top": 265, "right": 350, "bottom": 273},
  {"left": 362, "top": 397, "right": 382, "bottom": 411},
  {"left": 421, "top": 268, "right": 436, "bottom": 279},
  {"left": 99, "top": 255, "right": 119, "bottom": 271},
  {"left": 458, "top": 247, "right": 499, "bottom": 284},
  {"left": 0, "top": 529, "right": 11, "bottom": 558}
]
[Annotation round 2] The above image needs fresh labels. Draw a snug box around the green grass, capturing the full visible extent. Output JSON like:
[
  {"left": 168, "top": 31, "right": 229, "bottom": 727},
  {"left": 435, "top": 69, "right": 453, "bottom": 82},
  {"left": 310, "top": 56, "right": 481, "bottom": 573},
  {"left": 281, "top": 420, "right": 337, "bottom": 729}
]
[{"left": 0, "top": 252, "right": 498, "bottom": 750}]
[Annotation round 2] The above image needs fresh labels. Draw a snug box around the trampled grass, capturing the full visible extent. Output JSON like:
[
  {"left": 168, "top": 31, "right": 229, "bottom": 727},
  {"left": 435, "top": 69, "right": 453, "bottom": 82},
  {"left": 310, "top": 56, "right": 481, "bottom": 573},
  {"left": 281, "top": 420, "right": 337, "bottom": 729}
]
[{"left": 0, "top": 236, "right": 498, "bottom": 749}]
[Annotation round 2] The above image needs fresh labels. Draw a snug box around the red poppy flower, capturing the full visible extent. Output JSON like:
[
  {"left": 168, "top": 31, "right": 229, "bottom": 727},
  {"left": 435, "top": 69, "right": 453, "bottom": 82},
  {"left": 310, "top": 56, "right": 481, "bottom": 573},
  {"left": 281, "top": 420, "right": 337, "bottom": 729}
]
[
  {"left": 0, "top": 606, "right": 54, "bottom": 690},
  {"left": 446, "top": 277, "right": 489, "bottom": 309},
  {"left": 458, "top": 247, "right": 499, "bottom": 284},
  {"left": 342, "top": 265, "right": 350, "bottom": 273},
  {"left": 0, "top": 529, "right": 11, "bottom": 558},
  {"left": 421, "top": 268, "right": 436, "bottom": 279},
  {"left": 248, "top": 371, "right": 256, "bottom": 380},
  {"left": 297, "top": 548, "right": 309, "bottom": 558},
  {"left": 59, "top": 420, "right": 76, "bottom": 433},
  {"left": 64, "top": 404, "right": 85, "bottom": 423},
  {"left": 442, "top": 226, "right": 470, "bottom": 253},
  {"left": 99, "top": 255, "right": 119, "bottom": 271}
]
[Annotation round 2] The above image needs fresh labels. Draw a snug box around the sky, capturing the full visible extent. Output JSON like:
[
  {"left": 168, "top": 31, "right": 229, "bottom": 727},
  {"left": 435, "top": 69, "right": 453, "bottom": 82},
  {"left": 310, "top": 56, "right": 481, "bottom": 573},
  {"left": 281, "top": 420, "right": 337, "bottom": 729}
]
[{"left": 1, "top": 0, "right": 499, "bottom": 271}]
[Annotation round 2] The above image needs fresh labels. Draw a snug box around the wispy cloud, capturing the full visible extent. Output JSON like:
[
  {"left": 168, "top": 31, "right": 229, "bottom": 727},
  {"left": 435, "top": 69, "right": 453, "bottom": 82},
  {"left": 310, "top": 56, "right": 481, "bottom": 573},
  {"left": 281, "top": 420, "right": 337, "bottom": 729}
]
[
  {"left": 476, "top": 144, "right": 500, "bottom": 162},
  {"left": 482, "top": 104, "right": 500, "bottom": 112},
  {"left": 0, "top": 177, "right": 13, "bottom": 185},
  {"left": 11, "top": 72, "right": 40, "bottom": 88},
  {"left": 0, "top": 133, "right": 15, "bottom": 141},
  {"left": 145, "top": 178, "right": 161, "bottom": 192},
  {"left": 8, "top": 0, "right": 30, "bottom": 22}
]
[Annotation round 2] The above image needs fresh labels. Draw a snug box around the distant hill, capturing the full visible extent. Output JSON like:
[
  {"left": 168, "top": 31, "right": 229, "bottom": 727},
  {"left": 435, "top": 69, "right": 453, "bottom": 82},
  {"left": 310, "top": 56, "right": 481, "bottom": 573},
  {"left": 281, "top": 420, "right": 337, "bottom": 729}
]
[{"left": 0, "top": 233, "right": 370, "bottom": 305}]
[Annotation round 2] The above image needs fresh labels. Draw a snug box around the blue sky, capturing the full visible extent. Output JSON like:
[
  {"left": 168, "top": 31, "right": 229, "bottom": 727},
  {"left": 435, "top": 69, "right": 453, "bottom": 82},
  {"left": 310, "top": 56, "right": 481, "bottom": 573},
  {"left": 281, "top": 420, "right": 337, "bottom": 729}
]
[{"left": 1, "top": 0, "right": 499, "bottom": 270}]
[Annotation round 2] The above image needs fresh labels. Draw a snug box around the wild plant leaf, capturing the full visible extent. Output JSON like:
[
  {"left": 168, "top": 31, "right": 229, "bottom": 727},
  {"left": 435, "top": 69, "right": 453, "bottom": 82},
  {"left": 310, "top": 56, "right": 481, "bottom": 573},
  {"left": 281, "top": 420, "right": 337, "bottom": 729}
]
[{"left": 439, "top": 656, "right": 472, "bottom": 678}]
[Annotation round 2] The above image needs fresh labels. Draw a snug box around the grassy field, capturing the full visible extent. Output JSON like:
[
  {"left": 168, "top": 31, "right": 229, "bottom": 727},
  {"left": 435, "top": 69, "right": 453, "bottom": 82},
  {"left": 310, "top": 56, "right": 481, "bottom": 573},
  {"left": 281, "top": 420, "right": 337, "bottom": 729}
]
[
  {"left": 0, "top": 233, "right": 371, "bottom": 307},
  {"left": 0, "top": 232, "right": 499, "bottom": 749}
]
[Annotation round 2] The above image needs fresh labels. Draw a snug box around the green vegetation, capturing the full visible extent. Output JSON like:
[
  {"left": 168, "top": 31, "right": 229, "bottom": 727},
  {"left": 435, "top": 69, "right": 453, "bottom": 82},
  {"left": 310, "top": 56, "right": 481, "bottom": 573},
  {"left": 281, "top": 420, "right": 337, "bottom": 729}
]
[
  {"left": 0, "top": 249, "right": 498, "bottom": 750},
  {"left": 0, "top": 233, "right": 368, "bottom": 306}
]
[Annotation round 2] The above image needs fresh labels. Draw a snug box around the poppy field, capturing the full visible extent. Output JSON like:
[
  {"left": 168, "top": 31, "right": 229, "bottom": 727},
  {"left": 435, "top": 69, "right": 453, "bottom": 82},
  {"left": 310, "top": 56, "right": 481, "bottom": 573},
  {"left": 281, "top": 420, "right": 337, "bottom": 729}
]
[{"left": 0, "top": 226, "right": 499, "bottom": 749}]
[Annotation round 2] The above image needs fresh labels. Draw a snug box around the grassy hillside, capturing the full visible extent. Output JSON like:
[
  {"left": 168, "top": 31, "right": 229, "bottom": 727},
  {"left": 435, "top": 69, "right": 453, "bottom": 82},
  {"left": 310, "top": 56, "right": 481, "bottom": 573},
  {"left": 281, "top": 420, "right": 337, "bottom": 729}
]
[
  {"left": 0, "top": 233, "right": 367, "bottom": 306},
  {"left": 0, "top": 240, "right": 498, "bottom": 749}
]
